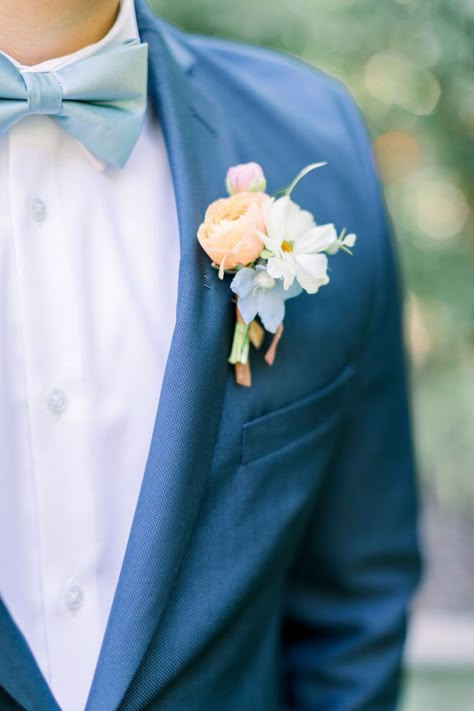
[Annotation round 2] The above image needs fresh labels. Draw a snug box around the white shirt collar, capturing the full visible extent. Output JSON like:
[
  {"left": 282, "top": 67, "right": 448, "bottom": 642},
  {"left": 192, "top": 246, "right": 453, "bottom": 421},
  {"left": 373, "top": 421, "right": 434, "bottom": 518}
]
[{"left": 1, "top": 0, "right": 141, "bottom": 171}]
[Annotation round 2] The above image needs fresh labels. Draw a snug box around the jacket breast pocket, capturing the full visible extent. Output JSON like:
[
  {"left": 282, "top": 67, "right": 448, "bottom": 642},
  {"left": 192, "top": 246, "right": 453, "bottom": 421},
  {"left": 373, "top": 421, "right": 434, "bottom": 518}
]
[{"left": 241, "top": 363, "right": 355, "bottom": 466}]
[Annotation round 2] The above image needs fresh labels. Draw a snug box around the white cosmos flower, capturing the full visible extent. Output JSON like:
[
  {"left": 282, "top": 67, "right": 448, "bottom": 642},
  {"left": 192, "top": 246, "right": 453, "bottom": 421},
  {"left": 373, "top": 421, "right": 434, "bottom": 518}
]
[{"left": 258, "top": 196, "right": 338, "bottom": 294}]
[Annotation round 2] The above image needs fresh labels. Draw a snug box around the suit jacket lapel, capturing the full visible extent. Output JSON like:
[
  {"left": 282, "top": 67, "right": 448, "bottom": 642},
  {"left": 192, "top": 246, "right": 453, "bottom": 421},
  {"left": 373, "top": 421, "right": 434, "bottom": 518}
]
[
  {"left": 86, "top": 4, "right": 240, "bottom": 709},
  {"left": 0, "top": 599, "right": 60, "bottom": 710}
]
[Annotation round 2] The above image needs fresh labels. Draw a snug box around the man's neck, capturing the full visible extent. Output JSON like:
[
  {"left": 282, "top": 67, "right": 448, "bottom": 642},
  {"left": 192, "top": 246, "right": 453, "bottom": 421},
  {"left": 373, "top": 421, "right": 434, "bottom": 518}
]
[{"left": 0, "top": 0, "right": 120, "bottom": 66}]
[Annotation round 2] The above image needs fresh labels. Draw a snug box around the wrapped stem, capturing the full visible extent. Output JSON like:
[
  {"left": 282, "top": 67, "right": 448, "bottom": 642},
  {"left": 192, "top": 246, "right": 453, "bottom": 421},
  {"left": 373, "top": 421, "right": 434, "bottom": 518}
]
[
  {"left": 228, "top": 318, "right": 250, "bottom": 365},
  {"left": 228, "top": 300, "right": 252, "bottom": 387}
]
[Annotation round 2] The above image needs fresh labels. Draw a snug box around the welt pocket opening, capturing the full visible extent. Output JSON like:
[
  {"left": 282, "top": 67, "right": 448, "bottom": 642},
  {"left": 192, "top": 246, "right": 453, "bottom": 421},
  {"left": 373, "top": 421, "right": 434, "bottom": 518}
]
[{"left": 241, "top": 363, "right": 355, "bottom": 465}]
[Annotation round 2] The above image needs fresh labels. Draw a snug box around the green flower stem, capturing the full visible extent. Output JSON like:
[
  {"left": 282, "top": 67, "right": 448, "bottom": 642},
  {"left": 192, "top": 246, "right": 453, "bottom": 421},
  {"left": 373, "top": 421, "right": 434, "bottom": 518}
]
[{"left": 228, "top": 320, "right": 250, "bottom": 365}]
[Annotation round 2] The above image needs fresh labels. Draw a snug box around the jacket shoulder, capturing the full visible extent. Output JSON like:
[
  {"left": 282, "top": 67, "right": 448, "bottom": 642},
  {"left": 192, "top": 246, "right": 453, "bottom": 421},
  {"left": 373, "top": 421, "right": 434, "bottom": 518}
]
[
  {"left": 161, "top": 21, "right": 376, "bottom": 189},
  {"left": 169, "top": 21, "right": 352, "bottom": 111}
]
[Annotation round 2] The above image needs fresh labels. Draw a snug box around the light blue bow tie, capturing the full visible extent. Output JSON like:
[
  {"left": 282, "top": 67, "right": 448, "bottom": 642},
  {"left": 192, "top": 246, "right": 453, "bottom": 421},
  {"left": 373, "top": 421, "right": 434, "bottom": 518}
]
[{"left": 0, "top": 39, "right": 148, "bottom": 168}]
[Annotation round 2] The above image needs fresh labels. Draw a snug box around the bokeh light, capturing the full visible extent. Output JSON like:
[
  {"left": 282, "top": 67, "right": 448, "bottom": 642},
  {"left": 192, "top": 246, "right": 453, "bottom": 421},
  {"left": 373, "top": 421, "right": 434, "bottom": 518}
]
[
  {"left": 365, "top": 52, "right": 441, "bottom": 116},
  {"left": 410, "top": 178, "right": 470, "bottom": 240}
]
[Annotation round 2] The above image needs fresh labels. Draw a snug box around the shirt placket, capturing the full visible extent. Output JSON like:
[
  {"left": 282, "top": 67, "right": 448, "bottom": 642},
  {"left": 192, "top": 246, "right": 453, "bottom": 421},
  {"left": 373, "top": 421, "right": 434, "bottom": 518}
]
[
  {"left": 0, "top": 133, "right": 52, "bottom": 678},
  {"left": 8, "top": 115, "right": 103, "bottom": 704}
]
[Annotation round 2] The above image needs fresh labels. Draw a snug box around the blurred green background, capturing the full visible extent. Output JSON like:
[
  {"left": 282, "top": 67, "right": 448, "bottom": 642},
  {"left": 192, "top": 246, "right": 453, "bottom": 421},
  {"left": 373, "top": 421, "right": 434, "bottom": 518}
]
[{"left": 149, "top": 0, "right": 474, "bottom": 708}]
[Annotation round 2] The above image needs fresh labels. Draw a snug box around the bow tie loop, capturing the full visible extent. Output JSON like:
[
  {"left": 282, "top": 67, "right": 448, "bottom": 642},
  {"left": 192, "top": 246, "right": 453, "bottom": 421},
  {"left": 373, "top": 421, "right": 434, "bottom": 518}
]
[{"left": 23, "top": 72, "right": 63, "bottom": 115}]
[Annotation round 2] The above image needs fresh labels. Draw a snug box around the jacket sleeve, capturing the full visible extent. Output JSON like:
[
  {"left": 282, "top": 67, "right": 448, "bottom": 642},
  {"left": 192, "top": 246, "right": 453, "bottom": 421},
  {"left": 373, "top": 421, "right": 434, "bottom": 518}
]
[{"left": 281, "top": 90, "right": 423, "bottom": 711}]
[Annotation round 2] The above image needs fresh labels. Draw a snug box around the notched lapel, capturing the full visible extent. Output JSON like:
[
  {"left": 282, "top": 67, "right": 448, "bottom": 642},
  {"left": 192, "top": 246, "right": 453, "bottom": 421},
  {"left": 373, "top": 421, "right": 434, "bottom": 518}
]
[{"left": 86, "top": 4, "right": 241, "bottom": 710}]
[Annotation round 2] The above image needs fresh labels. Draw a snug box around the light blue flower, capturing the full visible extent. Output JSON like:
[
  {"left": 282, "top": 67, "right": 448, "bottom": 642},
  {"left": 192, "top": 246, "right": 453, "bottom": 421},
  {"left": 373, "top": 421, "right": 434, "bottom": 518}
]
[{"left": 230, "top": 265, "right": 302, "bottom": 333}]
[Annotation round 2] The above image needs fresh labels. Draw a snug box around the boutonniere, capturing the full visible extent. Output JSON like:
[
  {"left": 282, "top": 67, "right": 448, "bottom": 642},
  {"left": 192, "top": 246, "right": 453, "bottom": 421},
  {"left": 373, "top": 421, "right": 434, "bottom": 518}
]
[{"left": 197, "top": 162, "right": 356, "bottom": 387}]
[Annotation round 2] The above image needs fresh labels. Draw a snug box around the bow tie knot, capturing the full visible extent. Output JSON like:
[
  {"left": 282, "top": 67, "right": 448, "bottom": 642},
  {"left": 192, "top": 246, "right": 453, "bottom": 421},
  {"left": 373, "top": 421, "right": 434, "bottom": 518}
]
[
  {"left": 0, "top": 39, "right": 148, "bottom": 168},
  {"left": 23, "top": 72, "right": 64, "bottom": 116}
]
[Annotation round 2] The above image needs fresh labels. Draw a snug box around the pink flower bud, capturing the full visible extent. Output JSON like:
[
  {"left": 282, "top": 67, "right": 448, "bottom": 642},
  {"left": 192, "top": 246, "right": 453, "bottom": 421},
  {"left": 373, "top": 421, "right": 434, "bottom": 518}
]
[{"left": 225, "top": 162, "right": 267, "bottom": 195}]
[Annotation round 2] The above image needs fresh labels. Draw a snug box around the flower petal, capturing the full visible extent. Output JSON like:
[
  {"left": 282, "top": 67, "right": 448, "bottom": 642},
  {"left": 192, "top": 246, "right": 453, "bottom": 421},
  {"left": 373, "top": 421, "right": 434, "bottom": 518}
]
[
  {"left": 285, "top": 200, "right": 315, "bottom": 239},
  {"left": 265, "top": 256, "right": 286, "bottom": 280},
  {"left": 278, "top": 280, "right": 304, "bottom": 301},
  {"left": 230, "top": 268, "right": 257, "bottom": 299},
  {"left": 256, "top": 290, "right": 285, "bottom": 333},
  {"left": 236, "top": 291, "right": 259, "bottom": 324},
  {"left": 264, "top": 196, "right": 290, "bottom": 243},
  {"left": 294, "top": 223, "right": 338, "bottom": 254},
  {"left": 260, "top": 232, "right": 282, "bottom": 255},
  {"left": 294, "top": 253, "right": 329, "bottom": 293},
  {"left": 266, "top": 256, "right": 296, "bottom": 290}
]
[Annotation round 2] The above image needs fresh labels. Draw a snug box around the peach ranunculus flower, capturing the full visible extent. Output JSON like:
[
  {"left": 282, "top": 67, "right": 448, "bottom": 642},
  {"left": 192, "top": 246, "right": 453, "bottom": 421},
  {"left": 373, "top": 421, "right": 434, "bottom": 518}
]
[{"left": 197, "top": 191, "right": 270, "bottom": 277}]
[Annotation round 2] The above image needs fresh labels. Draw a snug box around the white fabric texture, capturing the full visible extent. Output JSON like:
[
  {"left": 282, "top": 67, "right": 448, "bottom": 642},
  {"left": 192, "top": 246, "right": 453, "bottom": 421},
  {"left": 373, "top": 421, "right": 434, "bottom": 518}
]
[{"left": 0, "top": 1, "right": 180, "bottom": 708}]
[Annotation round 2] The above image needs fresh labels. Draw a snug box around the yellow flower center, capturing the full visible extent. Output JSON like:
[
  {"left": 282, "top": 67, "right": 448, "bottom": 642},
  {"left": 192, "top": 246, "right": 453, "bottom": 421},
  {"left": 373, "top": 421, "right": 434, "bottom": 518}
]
[{"left": 281, "top": 240, "right": 294, "bottom": 253}]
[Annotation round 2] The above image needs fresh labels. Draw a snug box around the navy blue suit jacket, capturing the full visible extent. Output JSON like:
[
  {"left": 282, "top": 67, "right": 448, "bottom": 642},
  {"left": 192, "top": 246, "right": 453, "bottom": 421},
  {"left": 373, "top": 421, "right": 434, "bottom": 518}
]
[{"left": 0, "top": 1, "right": 421, "bottom": 709}]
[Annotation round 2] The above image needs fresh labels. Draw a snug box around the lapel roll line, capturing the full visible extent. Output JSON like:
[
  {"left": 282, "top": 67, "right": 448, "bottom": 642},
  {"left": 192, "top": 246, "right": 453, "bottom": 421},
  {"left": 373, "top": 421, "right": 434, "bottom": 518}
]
[
  {"left": 0, "top": 1, "right": 241, "bottom": 709},
  {"left": 85, "top": 2, "right": 241, "bottom": 710}
]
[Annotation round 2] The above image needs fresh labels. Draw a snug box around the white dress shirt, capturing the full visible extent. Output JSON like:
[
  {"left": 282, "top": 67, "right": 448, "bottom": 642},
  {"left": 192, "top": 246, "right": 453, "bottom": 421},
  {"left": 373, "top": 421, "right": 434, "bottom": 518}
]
[{"left": 0, "top": 1, "right": 180, "bottom": 708}]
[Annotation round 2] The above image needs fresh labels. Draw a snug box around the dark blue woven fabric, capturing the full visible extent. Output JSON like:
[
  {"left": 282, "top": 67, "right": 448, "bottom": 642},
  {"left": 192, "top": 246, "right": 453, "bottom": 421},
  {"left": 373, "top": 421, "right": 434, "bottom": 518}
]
[{"left": 0, "top": 1, "right": 421, "bottom": 709}]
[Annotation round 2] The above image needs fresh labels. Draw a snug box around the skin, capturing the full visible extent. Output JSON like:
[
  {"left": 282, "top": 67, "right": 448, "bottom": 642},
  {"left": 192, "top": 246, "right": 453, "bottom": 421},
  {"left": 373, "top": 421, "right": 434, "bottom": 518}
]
[{"left": 0, "top": 0, "right": 120, "bottom": 65}]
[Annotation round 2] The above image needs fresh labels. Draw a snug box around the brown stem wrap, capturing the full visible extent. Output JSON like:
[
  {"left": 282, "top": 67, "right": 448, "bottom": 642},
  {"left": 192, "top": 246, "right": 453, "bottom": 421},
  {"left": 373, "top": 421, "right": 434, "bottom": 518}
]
[{"left": 264, "top": 322, "right": 284, "bottom": 366}]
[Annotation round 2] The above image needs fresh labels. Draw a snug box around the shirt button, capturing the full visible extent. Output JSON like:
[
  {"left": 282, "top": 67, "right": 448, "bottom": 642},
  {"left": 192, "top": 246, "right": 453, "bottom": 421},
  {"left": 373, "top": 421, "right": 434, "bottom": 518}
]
[
  {"left": 31, "top": 197, "right": 47, "bottom": 223},
  {"left": 47, "top": 388, "right": 67, "bottom": 417},
  {"left": 65, "top": 584, "right": 84, "bottom": 612}
]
